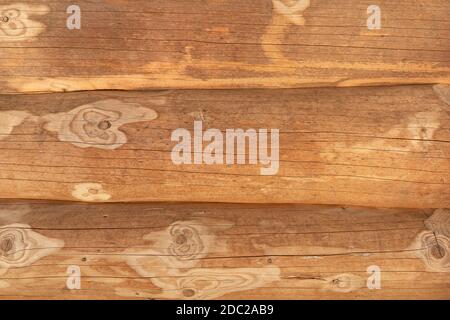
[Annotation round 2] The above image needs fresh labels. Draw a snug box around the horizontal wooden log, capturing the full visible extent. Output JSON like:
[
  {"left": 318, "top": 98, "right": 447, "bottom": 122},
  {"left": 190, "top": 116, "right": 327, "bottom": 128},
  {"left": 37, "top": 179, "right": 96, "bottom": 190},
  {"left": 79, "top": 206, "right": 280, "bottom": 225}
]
[
  {"left": 0, "top": 0, "right": 449, "bottom": 93},
  {"left": 0, "top": 84, "right": 449, "bottom": 207},
  {"left": 0, "top": 201, "right": 449, "bottom": 300}
]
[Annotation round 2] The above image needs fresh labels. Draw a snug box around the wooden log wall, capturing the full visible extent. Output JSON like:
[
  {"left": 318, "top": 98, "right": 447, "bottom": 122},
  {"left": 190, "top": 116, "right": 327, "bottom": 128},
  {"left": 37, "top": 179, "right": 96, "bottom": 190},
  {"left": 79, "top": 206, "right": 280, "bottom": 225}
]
[
  {"left": 0, "top": 202, "right": 449, "bottom": 300},
  {"left": 0, "top": 0, "right": 449, "bottom": 300},
  {"left": 0, "top": 85, "right": 449, "bottom": 208},
  {"left": 0, "top": 0, "right": 449, "bottom": 93}
]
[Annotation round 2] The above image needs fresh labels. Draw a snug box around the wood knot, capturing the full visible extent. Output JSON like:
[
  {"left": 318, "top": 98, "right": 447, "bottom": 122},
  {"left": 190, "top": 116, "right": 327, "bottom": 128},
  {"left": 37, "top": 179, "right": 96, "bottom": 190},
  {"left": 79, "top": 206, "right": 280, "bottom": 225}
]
[
  {"left": 430, "top": 244, "right": 446, "bottom": 260},
  {"left": 327, "top": 273, "right": 364, "bottom": 293},
  {"left": 414, "top": 231, "right": 450, "bottom": 272},
  {"left": 0, "top": 235, "right": 14, "bottom": 256},
  {"left": 175, "top": 234, "right": 187, "bottom": 245},
  {"left": 88, "top": 188, "right": 99, "bottom": 195},
  {"left": 98, "top": 120, "right": 112, "bottom": 130},
  {"left": 82, "top": 110, "right": 119, "bottom": 141},
  {"left": 43, "top": 99, "right": 158, "bottom": 150},
  {"left": 0, "top": 231, "right": 23, "bottom": 262},
  {"left": 71, "top": 183, "right": 112, "bottom": 202},
  {"left": 0, "top": 224, "right": 64, "bottom": 270},
  {"left": 168, "top": 223, "right": 204, "bottom": 260},
  {"left": 0, "top": 8, "right": 25, "bottom": 33},
  {"left": 0, "top": 5, "right": 50, "bottom": 40},
  {"left": 182, "top": 289, "right": 196, "bottom": 298},
  {"left": 331, "top": 276, "right": 349, "bottom": 289},
  {"left": 425, "top": 209, "right": 450, "bottom": 238}
]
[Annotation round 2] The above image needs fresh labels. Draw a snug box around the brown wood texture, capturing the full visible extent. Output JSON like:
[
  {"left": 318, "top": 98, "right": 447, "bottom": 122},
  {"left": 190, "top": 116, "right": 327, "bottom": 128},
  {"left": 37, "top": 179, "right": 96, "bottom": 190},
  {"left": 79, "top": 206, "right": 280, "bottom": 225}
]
[
  {"left": 0, "top": 84, "right": 449, "bottom": 207},
  {"left": 0, "top": 201, "right": 449, "bottom": 300},
  {"left": 1, "top": 0, "right": 450, "bottom": 301},
  {"left": 0, "top": 0, "right": 449, "bottom": 93}
]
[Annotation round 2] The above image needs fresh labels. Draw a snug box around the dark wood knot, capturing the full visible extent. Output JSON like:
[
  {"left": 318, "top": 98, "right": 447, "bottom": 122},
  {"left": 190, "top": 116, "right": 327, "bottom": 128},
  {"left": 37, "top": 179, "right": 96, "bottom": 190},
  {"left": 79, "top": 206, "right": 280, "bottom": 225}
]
[
  {"left": 182, "top": 289, "right": 195, "bottom": 297},
  {"left": 431, "top": 244, "right": 446, "bottom": 259},
  {"left": 0, "top": 236, "right": 14, "bottom": 256},
  {"left": 98, "top": 120, "right": 112, "bottom": 130}
]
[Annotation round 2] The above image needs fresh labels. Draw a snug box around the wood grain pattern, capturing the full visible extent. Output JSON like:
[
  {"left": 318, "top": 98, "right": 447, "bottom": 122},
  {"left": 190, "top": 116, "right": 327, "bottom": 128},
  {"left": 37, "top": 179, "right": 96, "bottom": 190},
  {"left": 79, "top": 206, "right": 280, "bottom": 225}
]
[
  {"left": 2, "top": 0, "right": 449, "bottom": 302},
  {"left": 0, "top": 201, "right": 448, "bottom": 300},
  {"left": 0, "top": 0, "right": 449, "bottom": 93},
  {"left": 0, "top": 84, "right": 449, "bottom": 207}
]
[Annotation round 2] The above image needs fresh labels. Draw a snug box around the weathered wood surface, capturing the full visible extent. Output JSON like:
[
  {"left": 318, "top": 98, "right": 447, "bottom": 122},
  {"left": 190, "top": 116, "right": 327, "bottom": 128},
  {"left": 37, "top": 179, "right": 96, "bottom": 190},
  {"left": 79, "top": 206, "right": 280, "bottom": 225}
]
[
  {"left": 0, "top": 201, "right": 449, "bottom": 300},
  {"left": 0, "top": 0, "right": 449, "bottom": 93},
  {"left": 0, "top": 84, "right": 449, "bottom": 207}
]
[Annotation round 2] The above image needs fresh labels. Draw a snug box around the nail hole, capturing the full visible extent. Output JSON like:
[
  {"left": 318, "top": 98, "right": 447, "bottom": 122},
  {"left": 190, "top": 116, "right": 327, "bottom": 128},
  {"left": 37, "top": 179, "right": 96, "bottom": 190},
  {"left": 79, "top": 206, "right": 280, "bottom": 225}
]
[{"left": 1, "top": 16, "right": 9, "bottom": 23}]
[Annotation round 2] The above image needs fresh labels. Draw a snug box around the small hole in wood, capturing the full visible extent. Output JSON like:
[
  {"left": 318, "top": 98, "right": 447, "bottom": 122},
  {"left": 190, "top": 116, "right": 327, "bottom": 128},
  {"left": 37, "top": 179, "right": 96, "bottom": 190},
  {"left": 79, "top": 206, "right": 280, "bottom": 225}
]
[{"left": 1, "top": 16, "right": 9, "bottom": 23}]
